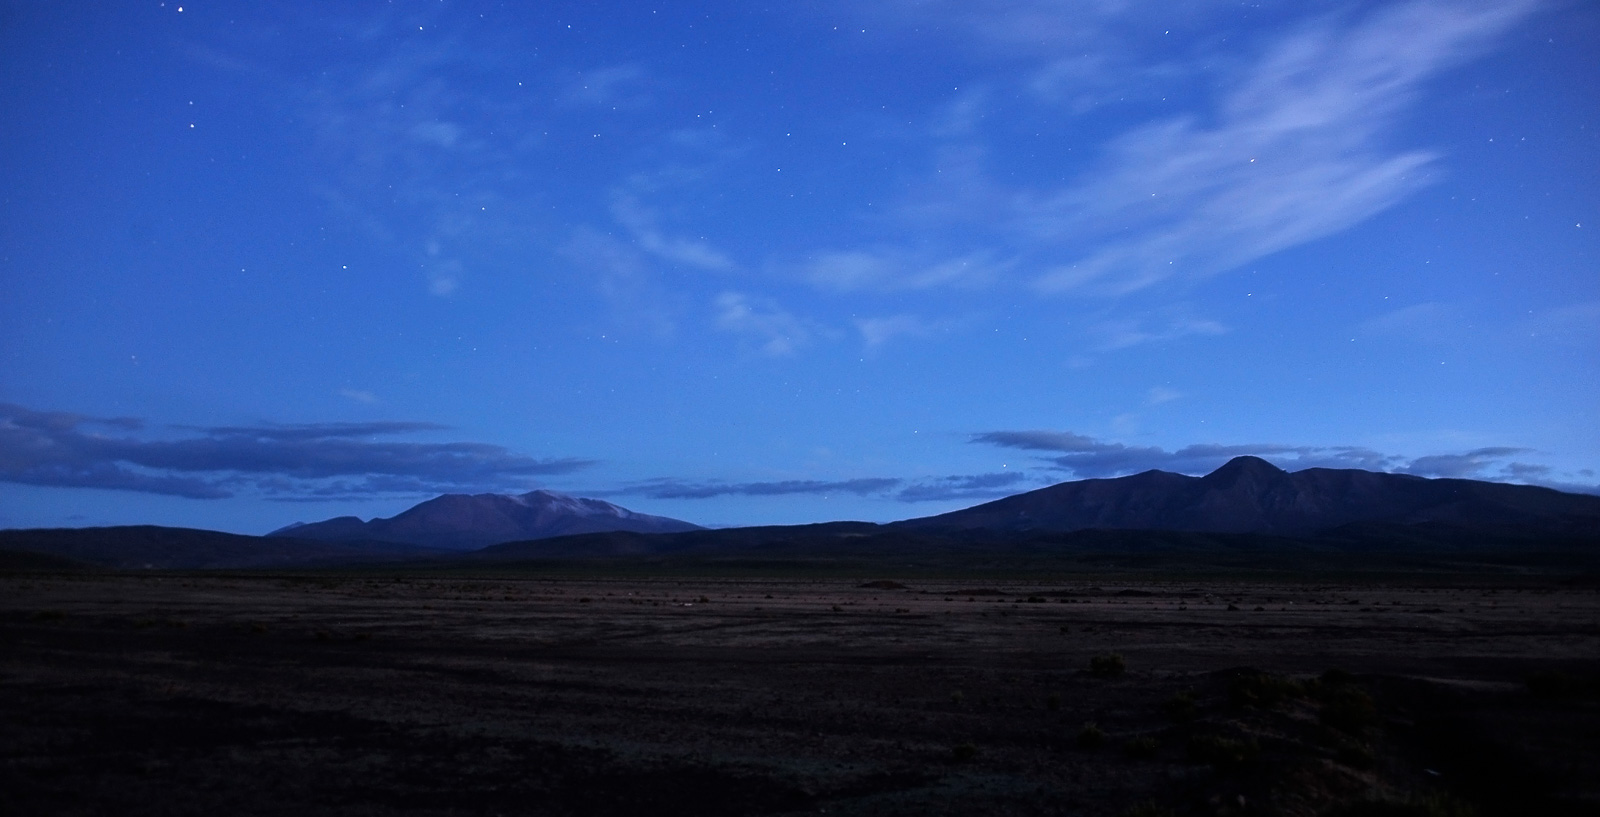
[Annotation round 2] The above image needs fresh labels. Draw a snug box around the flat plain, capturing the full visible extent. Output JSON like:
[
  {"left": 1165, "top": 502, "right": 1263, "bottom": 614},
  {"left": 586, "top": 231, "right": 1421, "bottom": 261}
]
[{"left": 3, "top": 569, "right": 1598, "bottom": 816}]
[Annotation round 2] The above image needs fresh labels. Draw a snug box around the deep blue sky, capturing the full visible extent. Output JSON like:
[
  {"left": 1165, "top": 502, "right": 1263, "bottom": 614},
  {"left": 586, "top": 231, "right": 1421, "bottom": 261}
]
[{"left": 2, "top": 0, "right": 1596, "bottom": 534}]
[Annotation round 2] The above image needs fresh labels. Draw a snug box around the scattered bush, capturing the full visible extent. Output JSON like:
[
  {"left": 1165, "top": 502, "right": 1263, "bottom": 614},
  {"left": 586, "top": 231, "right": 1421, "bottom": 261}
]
[
  {"left": 1122, "top": 801, "right": 1175, "bottom": 817},
  {"left": 1186, "top": 734, "right": 1259, "bottom": 770},
  {"left": 1123, "top": 736, "right": 1160, "bottom": 759},
  {"left": 1077, "top": 722, "right": 1107, "bottom": 749},
  {"left": 1335, "top": 741, "right": 1375, "bottom": 769},
  {"left": 1228, "top": 670, "right": 1303, "bottom": 709},
  {"left": 950, "top": 691, "right": 964, "bottom": 706},
  {"left": 1526, "top": 670, "right": 1598, "bottom": 699},
  {"left": 1328, "top": 793, "right": 1477, "bottom": 817},
  {"left": 1046, "top": 693, "right": 1061, "bottom": 711},
  {"left": 1321, "top": 667, "right": 1357, "bottom": 686},
  {"left": 951, "top": 743, "right": 978, "bottom": 762},
  {"left": 1319, "top": 687, "right": 1378, "bottom": 733},
  {"left": 1160, "top": 691, "right": 1197, "bottom": 722},
  {"left": 1089, "top": 652, "right": 1127, "bottom": 677}
]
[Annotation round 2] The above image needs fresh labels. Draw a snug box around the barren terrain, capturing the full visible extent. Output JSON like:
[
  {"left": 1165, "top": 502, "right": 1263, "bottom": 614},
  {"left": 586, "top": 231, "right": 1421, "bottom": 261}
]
[{"left": 3, "top": 570, "right": 1598, "bottom": 816}]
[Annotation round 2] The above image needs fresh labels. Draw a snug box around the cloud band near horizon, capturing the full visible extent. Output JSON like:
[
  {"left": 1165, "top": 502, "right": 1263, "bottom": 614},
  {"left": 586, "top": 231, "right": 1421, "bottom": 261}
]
[{"left": 0, "top": 403, "right": 591, "bottom": 501}]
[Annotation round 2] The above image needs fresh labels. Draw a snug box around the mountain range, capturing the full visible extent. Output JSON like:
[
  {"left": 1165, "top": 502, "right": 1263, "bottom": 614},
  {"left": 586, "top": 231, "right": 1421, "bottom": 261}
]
[
  {"left": 269, "top": 489, "right": 702, "bottom": 550},
  {"left": 895, "top": 456, "right": 1600, "bottom": 537},
  {"left": 4, "top": 458, "right": 1597, "bottom": 570}
]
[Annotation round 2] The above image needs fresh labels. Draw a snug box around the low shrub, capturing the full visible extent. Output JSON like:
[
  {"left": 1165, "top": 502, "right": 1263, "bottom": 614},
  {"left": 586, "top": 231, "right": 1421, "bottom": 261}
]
[
  {"left": 1089, "top": 652, "right": 1126, "bottom": 677},
  {"left": 1335, "top": 741, "right": 1375, "bottom": 769},
  {"left": 1319, "top": 687, "right": 1378, "bottom": 733},
  {"left": 1077, "top": 722, "right": 1107, "bottom": 749},
  {"left": 1228, "top": 670, "right": 1303, "bottom": 709},
  {"left": 1328, "top": 793, "right": 1477, "bottom": 817},
  {"left": 951, "top": 743, "right": 978, "bottom": 762},
  {"left": 1123, "top": 736, "right": 1160, "bottom": 759},
  {"left": 1186, "top": 734, "right": 1259, "bottom": 770},
  {"left": 1160, "top": 691, "right": 1197, "bottom": 722},
  {"left": 1526, "top": 670, "right": 1598, "bottom": 699},
  {"left": 1122, "top": 801, "right": 1175, "bottom": 817}
]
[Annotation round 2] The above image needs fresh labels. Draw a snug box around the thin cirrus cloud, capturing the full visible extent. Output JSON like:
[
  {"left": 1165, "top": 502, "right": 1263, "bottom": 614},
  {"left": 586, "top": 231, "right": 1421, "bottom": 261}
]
[
  {"left": 1088, "top": 315, "right": 1228, "bottom": 351},
  {"left": 0, "top": 403, "right": 591, "bottom": 501},
  {"left": 855, "top": 314, "right": 941, "bottom": 352},
  {"left": 837, "top": 0, "right": 1539, "bottom": 299},
  {"left": 1023, "top": 0, "right": 1539, "bottom": 295},
  {"left": 610, "top": 194, "right": 736, "bottom": 272},
  {"left": 714, "top": 292, "right": 815, "bottom": 356}
]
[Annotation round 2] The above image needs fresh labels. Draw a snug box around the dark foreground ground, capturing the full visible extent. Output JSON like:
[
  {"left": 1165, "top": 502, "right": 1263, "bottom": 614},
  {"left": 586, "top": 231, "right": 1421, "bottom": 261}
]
[{"left": 3, "top": 569, "right": 1598, "bottom": 816}]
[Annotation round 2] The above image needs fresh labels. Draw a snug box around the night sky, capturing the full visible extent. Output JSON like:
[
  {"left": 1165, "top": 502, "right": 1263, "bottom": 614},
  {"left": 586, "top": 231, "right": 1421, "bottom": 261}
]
[{"left": 2, "top": 0, "right": 1596, "bottom": 534}]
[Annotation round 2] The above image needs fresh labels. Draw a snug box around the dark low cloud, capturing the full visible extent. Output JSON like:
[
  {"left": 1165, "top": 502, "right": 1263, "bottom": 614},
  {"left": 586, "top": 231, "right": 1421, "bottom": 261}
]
[
  {"left": 895, "top": 471, "right": 1033, "bottom": 503},
  {"left": 629, "top": 477, "right": 903, "bottom": 500},
  {"left": 623, "top": 471, "right": 1043, "bottom": 504},
  {"left": 0, "top": 403, "right": 592, "bottom": 500},
  {"left": 1401, "top": 447, "right": 1530, "bottom": 479},
  {"left": 969, "top": 429, "right": 1597, "bottom": 492},
  {"left": 971, "top": 430, "right": 1398, "bottom": 477}
]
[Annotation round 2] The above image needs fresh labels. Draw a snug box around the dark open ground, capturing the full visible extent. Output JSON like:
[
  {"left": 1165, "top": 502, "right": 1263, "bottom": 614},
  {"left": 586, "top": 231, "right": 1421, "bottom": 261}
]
[{"left": 4, "top": 566, "right": 1599, "bottom": 816}]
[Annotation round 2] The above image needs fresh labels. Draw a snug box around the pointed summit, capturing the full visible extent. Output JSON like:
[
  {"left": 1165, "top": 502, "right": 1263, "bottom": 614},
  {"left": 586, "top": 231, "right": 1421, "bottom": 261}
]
[{"left": 1203, "top": 456, "right": 1288, "bottom": 484}]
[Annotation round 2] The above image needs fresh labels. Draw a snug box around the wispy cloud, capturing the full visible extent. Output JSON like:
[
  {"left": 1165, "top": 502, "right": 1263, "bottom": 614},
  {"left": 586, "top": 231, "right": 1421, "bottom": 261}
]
[
  {"left": 563, "top": 228, "right": 681, "bottom": 338},
  {"left": 803, "top": 249, "right": 1005, "bottom": 292},
  {"left": 824, "top": 0, "right": 1537, "bottom": 303},
  {"left": 855, "top": 314, "right": 943, "bottom": 351},
  {"left": 611, "top": 194, "right": 736, "bottom": 272},
  {"left": 1027, "top": 0, "right": 1537, "bottom": 295},
  {"left": 0, "top": 403, "right": 591, "bottom": 500},
  {"left": 714, "top": 292, "right": 814, "bottom": 356},
  {"left": 295, "top": 13, "right": 556, "bottom": 298},
  {"left": 1146, "top": 387, "right": 1182, "bottom": 406},
  {"left": 1522, "top": 300, "right": 1600, "bottom": 344},
  {"left": 1089, "top": 315, "right": 1227, "bottom": 351},
  {"left": 561, "top": 63, "right": 652, "bottom": 107},
  {"left": 1358, "top": 302, "right": 1466, "bottom": 344}
]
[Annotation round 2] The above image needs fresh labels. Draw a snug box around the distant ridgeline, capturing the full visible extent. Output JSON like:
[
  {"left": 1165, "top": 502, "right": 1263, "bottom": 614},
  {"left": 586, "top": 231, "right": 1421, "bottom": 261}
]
[
  {"left": 269, "top": 489, "right": 703, "bottom": 551},
  {"left": 2, "top": 458, "right": 1596, "bottom": 571}
]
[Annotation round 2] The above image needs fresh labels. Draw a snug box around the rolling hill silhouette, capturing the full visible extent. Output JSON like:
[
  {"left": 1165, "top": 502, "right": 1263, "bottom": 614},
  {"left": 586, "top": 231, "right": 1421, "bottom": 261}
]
[
  {"left": 270, "top": 489, "right": 702, "bottom": 550},
  {"left": 892, "top": 456, "right": 1600, "bottom": 537}
]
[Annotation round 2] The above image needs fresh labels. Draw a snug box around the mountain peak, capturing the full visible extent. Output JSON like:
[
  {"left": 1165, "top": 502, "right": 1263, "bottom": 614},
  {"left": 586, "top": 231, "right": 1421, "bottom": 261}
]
[
  {"left": 1205, "top": 456, "right": 1287, "bottom": 481},
  {"left": 269, "top": 491, "right": 701, "bottom": 550}
]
